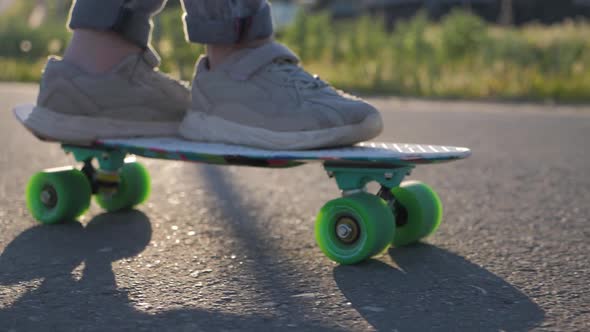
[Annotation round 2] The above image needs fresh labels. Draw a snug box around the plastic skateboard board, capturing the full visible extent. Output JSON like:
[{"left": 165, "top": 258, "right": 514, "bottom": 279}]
[
  {"left": 14, "top": 105, "right": 471, "bottom": 169},
  {"left": 14, "top": 104, "right": 471, "bottom": 265}
]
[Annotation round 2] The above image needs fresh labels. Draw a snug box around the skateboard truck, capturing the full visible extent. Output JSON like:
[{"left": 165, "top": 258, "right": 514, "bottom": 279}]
[
  {"left": 324, "top": 164, "right": 417, "bottom": 227},
  {"left": 324, "top": 164, "right": 414, "bottom": 197},
  {"left": 63, "top": 145, "right": 128, "bottom": 195}
]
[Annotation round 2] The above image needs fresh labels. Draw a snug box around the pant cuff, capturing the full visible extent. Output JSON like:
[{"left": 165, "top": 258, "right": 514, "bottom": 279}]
[
  {"left": 69, "top": 0, "right": 153, "bottom": 47},
  {"left": 183, "top": 2, "right": 274, "bottom": 45}
]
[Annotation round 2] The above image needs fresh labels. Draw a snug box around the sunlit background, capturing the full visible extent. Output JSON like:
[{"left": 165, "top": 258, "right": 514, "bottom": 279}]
[{"left": 1, "top": 0, "right": 590, "bottom": 101}]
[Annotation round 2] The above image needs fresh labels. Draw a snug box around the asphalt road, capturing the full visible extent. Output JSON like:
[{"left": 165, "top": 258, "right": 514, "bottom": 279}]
[{"left": 0, "top": 83, "right": 589, "bottom": 331}]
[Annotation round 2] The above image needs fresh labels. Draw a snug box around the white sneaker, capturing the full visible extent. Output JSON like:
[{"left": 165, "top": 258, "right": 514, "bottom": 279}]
[
  {"left": 179, "top": 42, "right": 383, "bottom": 150},
  {"left": 25, "top": 50, "right": 190, "bottom": 143}
]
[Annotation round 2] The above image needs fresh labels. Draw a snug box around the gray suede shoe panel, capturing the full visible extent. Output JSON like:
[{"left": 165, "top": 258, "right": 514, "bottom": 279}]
[
  {"left": 26, "top": 50, "right": 190, "bottom": 143},
  {"left": 180, "top": 42, "right": 383, "bottom": 150},
  {"left": 37, "top": 50, "right": 190, "bottom": 122}
]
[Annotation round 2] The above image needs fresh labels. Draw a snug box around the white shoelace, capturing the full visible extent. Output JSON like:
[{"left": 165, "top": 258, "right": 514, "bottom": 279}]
[
  {"left": 268, "top": 60, "right": 328, "bottom": 90},
  {"left": 267, "top": 60, "right": 329, "bottom": 105}
]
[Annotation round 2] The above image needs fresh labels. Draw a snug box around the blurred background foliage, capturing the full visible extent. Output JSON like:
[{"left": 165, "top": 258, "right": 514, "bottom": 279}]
[{"left": 1, "top": 1, "right": 590, "bottom": 101}]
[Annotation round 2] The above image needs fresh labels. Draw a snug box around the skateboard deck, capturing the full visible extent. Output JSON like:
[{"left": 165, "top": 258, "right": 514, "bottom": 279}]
[
  {"left": 14, "top": 103, "right": 471, "bottom": 265},
  {"left": 95, "top": 138, "right": 471, "bottom": 168},
  {"left": 14, "top": 104, "right": 471, "bottom": 168}
]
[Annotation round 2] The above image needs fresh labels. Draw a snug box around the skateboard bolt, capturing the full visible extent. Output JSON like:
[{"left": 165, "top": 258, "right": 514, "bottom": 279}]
[
  {"left": 40, "top": 186, "right": 57, "bottom": 208},
  {"left": 337, "top": 224, "right": 352, "bottom": 239},
  {"left": 335, "top": 216, "right": 360, "bottom": 244}
]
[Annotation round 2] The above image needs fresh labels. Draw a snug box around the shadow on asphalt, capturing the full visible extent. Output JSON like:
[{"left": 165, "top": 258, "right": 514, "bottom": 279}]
[
  {"left": 198, "top": 166, "right": 346, "bottom": 331},
  {"left": 0, "top": 211, "right": 337, "bottom": 331},
  {"left": 334, "top": 244, "right": 545, "bottom": 331},
  {"left": 198, "top": 166, "right": 545, "bottom": 331}
]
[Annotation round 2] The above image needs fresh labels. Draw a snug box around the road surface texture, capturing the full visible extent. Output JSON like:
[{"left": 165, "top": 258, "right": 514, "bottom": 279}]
[{"left": 0, "top": 83, "right": 589, "bottom": 331}]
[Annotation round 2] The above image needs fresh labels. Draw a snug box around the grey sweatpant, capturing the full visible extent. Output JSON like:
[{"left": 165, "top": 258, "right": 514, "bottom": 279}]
[{"left": 69, "top": 0, "right": 273, "bottom": 47}]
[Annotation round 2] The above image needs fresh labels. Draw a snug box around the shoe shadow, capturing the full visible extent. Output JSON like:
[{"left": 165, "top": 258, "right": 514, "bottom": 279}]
[
  {"left": 334, "top": 244, "right": 545, "bottom": 332},
  {"left": 0, "top": 211, "right": 337, "bottom": 331}
]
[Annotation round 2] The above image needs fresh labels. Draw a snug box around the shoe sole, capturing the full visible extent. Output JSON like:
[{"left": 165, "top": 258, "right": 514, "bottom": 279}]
[
  {"left": 21, "top": 105, "right": 180, "bottom": 144},
  {"left": 179, "top": 111, "right": 384, "bottom": 150}
]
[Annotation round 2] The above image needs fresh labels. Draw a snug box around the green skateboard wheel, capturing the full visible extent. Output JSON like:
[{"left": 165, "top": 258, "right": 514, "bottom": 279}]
[
  {"left": 26, "top": 168, "right": 92, "bottom": 224},
  {"left": 390, "top": 181, "right": 443, "bottom": 247},
  {"left": 95, "top": 162, "right": 151, "bottom": 212},
  {"left": 315, "top": 193, "right": 395, "bottom": 265}
]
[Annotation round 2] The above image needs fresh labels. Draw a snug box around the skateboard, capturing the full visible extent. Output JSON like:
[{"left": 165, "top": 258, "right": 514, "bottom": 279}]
[{"left": 14, "top": 104, "right": 471, "bottom": 265}]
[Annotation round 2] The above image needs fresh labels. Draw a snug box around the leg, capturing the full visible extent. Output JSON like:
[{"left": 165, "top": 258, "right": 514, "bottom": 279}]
[
  {"left": 65, "top": 0, "right": 167, "bottom": 73},
  {"left": 181, "top": 0, "right": 273, "bottom": 69},
  {"left": 69, "top": 0, "right": 167, "bottom": 48},
  {"left": 181, "top": 0, "right": 272, "bottom": 45}
]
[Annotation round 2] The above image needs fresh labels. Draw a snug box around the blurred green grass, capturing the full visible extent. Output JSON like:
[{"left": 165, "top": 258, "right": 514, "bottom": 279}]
[{"left": 1, "top": 3, "right": 590, "bottom": 102}]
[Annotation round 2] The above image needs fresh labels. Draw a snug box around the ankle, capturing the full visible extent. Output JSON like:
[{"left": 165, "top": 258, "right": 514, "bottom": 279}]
[
  {"left": 206, "top": 37, "right": 271, "bottom": 70},
  {"left": 63, "top": 29, "right": 142, "bottom": 74}
]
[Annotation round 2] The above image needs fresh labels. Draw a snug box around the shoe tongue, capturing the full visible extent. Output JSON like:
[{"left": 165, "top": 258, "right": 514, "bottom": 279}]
[{"left": 219, "top": 42, "right": 300, "bottom": 81}]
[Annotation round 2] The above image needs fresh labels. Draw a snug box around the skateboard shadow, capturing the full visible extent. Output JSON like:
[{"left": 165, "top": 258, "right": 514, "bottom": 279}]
[
  {"left": 334, "top": 244, "right": 544, "bottom": 332},
  {"left": 0, "top": 211, "right": 339, "bottom": 331}
]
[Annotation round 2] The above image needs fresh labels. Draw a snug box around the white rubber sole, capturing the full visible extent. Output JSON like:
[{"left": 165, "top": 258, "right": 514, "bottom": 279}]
[
  {"left": 179, "top": 111, "right": 384, "bottom": 150},
  {"left": 17, "top": 105, "right": 180, "bottom": 144}
]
